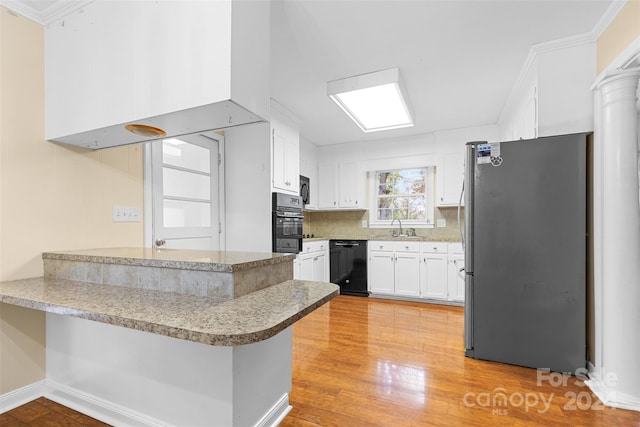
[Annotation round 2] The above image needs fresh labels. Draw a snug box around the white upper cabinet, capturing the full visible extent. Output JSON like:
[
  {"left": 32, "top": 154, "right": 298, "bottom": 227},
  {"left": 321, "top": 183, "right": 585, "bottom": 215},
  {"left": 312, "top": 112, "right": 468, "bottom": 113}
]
[
  {"left": 503, "top": 85, "right": 538, "bottom": 141},
  {"left": 437, "top": 151, "right": 465, "bottom": 207},
  {"left": 299, "top": 139, "right": 319, "bottom": 210},
  {"left": 45, "top": 0, "right": 269, "bottom": 149},
  {"left": 271, "top": 102, "right": 300, "bottom": 195},
  {"left": 338, "top": 162, "right": 364, "bottom": 208},
  {"left": 318, "top": 163, "right": 339, "bottom": 209},
  {"left": 318, "top": 161, "right": 365, "bottom": 210}
]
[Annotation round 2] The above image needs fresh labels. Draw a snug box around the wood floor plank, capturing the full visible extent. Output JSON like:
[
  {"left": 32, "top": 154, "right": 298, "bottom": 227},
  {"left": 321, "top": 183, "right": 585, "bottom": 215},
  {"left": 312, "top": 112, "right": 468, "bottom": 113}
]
[{"left": 281, "top": 296, "right": 640, "bottom": 427}]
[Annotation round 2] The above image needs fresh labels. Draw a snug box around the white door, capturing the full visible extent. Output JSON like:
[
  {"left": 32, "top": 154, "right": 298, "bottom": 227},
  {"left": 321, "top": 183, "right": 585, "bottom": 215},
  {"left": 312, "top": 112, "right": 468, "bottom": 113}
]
[
  {"left": 338, "top": 162, "right": 359, "bottom": 207},
  {"left": 448, "top": 254, "right": 466, "bottom": 302},
  {"left": 298, "top": 253, "right": 314, "bottom": 280},
  {"left": 422, "top": 253, "right": 449, "bottom": 300},
  {"left": 318, "top": 163, "right": 338, "bottom": 208},
  {"left": 151, "top": 133, "right": 222, "bottom": 250},
  {"left": 312, "top": 252, "right": 327, "bottom": 282},
  {"left": 395, "top": 252, "right": 421, "bottom": 297},
  {"left": 368, "top": 251, "right": 395, "bottom": 294}
]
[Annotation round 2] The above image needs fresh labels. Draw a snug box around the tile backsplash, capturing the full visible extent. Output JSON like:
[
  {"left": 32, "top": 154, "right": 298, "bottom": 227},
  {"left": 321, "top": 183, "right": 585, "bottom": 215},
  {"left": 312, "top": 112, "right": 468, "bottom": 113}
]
[{"left": 304, "top": 208, "right": 463, "bottom": 241}]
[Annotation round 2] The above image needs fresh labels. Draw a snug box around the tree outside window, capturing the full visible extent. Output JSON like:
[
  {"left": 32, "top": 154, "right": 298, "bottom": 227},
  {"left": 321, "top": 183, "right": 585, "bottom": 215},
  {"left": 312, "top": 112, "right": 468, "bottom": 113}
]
[{"left": 376, "top": 168, "right": 428, "bottom": 222}]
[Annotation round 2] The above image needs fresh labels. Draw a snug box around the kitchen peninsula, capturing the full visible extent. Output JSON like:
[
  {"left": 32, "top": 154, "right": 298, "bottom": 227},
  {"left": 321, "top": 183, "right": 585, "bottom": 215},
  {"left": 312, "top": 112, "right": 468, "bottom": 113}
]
[{"left": 0, "top": 248, "right": 338, "bottom": 427}]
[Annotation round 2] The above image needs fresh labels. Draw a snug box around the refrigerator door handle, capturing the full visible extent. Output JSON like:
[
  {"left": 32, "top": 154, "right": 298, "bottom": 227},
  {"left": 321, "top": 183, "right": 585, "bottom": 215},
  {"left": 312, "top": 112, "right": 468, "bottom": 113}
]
[
  {"left": 458, "top": 180, "right": 464, "bottom": 249},
  {"left": 464, "top": 142, "right": 478, "bottom": 275},
  {"left": 464, "top": 273, "right": 473, "bottom": 356}
]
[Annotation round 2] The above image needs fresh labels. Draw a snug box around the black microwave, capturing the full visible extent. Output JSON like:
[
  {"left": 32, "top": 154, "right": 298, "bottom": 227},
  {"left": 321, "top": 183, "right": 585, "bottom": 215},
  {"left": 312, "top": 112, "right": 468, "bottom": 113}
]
[{"left": 300, "top": 175, "right": 310, "bottom": 205}]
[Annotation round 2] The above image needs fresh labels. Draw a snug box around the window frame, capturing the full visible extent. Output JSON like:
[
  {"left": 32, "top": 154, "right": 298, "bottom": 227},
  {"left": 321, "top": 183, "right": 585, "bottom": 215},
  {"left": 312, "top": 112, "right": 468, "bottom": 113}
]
[{"left": 368, "top": 166, "right": 435, "bottom": 229}]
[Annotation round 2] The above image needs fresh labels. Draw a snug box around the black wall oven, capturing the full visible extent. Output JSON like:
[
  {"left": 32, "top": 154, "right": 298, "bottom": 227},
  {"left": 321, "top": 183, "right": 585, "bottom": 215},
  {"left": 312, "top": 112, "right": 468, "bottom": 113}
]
[{"left": 272, "top": 192, "right": 303, "bottom": 254}]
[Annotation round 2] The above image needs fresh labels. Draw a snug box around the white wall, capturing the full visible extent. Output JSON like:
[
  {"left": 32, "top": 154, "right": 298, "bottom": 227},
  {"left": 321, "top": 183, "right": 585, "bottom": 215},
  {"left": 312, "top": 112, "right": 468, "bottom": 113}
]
[
  {"left": 230, "top": 0, "right": 271, "bottom": 120},
  {"left": 314, "top": 125, "right": 500, "bottom": 166},
  {"left": 224, "top": 123, "right": 272, "bottom": 252},
  {"left": 537, "top": 42, "right": 596, "bottom": 137},
  {"left": 46, "top": 313, "right": 292, "bottom": 426}
]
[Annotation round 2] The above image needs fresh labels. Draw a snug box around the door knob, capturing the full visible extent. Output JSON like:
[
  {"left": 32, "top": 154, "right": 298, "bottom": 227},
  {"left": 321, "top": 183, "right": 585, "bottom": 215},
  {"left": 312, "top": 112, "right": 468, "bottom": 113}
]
[{"left": 155, "top": 239, "right": 166, "bottom": 247}]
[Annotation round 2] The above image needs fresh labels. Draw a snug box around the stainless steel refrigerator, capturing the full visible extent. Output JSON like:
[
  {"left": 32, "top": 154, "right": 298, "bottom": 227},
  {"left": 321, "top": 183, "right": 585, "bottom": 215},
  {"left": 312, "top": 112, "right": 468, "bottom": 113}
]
[{"left": 463, "top": 133, "right": 588, "bottom": 373}]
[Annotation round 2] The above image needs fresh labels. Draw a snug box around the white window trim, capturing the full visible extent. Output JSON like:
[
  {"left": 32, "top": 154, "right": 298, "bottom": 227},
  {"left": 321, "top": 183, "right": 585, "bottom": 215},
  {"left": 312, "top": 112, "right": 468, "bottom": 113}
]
[{"left": 368, "top": 166, "right": 435, "bottom": 229}]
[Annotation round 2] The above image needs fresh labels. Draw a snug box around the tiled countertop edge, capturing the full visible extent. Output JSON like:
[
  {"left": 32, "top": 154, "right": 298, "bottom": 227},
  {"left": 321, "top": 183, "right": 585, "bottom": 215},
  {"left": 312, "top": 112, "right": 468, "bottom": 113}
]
[
  {"left": 0, "top": 278, "right": 338, "bottom": 346},
  {"left": 42, "top": 251, "right": 297, "bottom": 273}
]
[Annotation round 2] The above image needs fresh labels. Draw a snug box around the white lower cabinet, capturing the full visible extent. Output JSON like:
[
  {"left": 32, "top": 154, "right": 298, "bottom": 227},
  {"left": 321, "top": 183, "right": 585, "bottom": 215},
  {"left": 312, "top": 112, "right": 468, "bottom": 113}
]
[
  {"left": 295, "top": 240, "right": 329, "bottom": 282},
  {"left": 368, "top": 241, "right": 420, "bottom": 296},
  {"left": 447, "top": 243, "right": 465, "bottom": 302},
  {"left": 420, "top": 242, "right": 449, "bottom": 300},
  {"left": 394, "top": 244, "right": 421, "bottom": 297},
  {"left": 368, "top": 248, "right": 395, "bottom": 294},
  {"left": 368, "top": 240, "right": 465, "bottom": 303}
]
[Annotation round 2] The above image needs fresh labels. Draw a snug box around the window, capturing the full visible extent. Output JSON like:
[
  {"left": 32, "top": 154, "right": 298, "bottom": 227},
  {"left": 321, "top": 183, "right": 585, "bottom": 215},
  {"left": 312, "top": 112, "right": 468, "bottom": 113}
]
[{"left": 370, "top": 167, "right": 434, "bottom": 227}]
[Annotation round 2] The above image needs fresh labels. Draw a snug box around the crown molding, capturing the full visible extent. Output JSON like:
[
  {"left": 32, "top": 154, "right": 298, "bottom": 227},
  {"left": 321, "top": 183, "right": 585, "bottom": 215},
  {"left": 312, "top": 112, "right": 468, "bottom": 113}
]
[
  {"left": 498, "top": 0, "right": 627, "bottom": 125},
  {"left": 0, "top": 0, "right": 94, "bottom": 25},
  {"left": 591, "top": 0, "right": 628, "bottom": 40}
]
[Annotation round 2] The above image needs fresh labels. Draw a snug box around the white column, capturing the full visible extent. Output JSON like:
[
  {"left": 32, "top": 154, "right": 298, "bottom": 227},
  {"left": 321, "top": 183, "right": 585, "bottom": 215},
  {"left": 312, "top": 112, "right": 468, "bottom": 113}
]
[{"left": 589, "top": 69, "right": 640, "bottom": 410}]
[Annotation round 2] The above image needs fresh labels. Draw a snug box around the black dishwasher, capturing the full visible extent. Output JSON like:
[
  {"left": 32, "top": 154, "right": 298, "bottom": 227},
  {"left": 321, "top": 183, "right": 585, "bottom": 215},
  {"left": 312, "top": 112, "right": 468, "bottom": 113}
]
[{"left": 329, "top": 240, "right": 368, "bottom": 297}]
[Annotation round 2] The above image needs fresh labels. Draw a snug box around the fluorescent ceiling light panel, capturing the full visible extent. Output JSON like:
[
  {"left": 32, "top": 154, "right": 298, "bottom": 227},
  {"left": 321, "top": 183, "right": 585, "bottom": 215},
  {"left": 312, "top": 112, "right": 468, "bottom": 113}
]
[{"left": 327, "top": 67, "right": 413, "bottom": 133}]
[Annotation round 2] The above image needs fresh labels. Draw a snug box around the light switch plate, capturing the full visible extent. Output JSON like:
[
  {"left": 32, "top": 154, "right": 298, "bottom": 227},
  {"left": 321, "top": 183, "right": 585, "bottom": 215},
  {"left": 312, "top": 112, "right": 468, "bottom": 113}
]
[
  {"left": 437, "top": 219, "right": 446, "bottom": 228},
  {"left": 113, "top": 206, "right": 141, "bottom": 222},
  {"left": 361, "top": 220, "right": 368, "bottom": 228}
]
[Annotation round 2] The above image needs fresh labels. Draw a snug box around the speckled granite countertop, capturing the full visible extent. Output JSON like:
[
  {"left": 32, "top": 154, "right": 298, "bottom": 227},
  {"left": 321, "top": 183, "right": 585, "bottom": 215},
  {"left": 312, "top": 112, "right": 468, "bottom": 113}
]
[
  {"left": 0, "top": 277, "right": 338, "bottom": 346},
  {"left": 43, "top": 247, "right": 296, "bottom": 273},
  {"left": 303, "top": 236, "right": 461, "bottom": 242}
]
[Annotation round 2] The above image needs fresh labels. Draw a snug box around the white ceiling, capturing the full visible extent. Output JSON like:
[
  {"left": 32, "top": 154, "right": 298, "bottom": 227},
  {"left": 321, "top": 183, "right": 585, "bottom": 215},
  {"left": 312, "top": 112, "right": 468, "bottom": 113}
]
[
  {"left": 2, "top": 0, "right": 619, "bottom": 147},
  {"left": 270, "top": 0, "right": 617, "bottom": 146}
]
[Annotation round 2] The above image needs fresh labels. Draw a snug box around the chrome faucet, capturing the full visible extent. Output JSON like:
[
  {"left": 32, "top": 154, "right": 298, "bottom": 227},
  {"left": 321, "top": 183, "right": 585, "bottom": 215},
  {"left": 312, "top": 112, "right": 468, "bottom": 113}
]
[{"left": 391, "top": 218, "right": 403, "bottom": 236}]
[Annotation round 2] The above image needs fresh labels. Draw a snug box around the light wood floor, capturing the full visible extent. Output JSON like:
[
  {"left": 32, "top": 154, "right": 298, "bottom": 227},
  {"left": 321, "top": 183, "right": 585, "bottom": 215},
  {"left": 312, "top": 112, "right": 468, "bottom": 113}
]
[
  {"left": 0, "top": 397, "right": 108, "bottom": 426},
  {"left": 281, "top": 295, "right": 640, "bottom": 427},
  {"left": 3, "top": 296, "right": 639, "bottom": 426}
]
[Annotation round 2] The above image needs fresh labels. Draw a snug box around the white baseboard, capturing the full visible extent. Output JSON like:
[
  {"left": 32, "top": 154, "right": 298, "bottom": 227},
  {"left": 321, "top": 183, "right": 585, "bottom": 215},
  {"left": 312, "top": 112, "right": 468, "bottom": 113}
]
[
  {"left": 255, "top": 393, "right": 292, "bottom": 427},
  {"left": 0, "top": 380, "right": 45, "bottom": 413},
  {"left": 44, "top": 380, "right": 167, "bottom": 427},
  {"left": 369, "top": 293, "right": 464, "bottom": 307},
  {"left": 2, "top": 380, "right": 293, "bottom": 426},
  {"left": 586, "top": 373, "right": 640, "bottom": 412}
]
